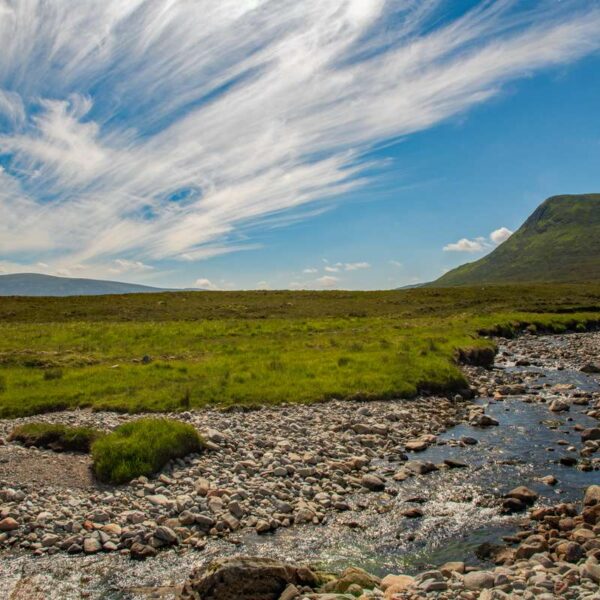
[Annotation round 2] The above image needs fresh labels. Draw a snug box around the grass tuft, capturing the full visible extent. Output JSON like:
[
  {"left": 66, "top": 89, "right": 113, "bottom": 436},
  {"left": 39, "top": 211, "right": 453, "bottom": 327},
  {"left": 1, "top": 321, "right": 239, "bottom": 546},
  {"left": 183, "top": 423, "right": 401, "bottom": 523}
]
[
  {"left": 91, "top": 418, "right": 205, "bottom": 484},
  {"left": 9, "top": 422, "right": 103, "bottom": 452}
]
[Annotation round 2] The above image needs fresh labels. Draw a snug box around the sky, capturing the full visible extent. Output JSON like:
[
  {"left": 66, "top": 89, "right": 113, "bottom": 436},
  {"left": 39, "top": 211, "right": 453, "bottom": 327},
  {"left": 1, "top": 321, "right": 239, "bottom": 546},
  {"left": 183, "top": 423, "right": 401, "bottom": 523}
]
[{"left": 1, "top": 0, "right": 599, "bottom": 290}]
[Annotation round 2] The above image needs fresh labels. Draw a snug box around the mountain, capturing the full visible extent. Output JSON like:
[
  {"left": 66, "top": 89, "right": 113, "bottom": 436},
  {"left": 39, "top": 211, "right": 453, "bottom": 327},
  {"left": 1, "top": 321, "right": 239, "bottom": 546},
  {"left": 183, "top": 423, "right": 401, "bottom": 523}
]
[
  {"left": 435, "top": 194, "right": 600, "bottom": 286},
  {"left": 0, "top": 273, "right": 170, "bottom": 296}
]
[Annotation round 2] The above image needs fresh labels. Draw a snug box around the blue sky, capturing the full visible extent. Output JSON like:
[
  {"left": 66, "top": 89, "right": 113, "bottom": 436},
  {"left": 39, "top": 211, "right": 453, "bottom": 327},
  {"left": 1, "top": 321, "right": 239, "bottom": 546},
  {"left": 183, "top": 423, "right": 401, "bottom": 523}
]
[{"left": 0, "top": 1, "right": 599, "bottom": 290}]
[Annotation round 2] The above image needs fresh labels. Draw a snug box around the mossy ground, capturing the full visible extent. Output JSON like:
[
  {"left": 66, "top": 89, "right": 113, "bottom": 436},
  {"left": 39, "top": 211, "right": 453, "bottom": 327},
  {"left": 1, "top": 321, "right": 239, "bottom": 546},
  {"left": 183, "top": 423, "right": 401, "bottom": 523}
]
[
  {"left": 0, "top": 284, "right": 598, "bottom": 417},
  {"left": 91, "top": 418, "right": 205, "bottom": 484}
]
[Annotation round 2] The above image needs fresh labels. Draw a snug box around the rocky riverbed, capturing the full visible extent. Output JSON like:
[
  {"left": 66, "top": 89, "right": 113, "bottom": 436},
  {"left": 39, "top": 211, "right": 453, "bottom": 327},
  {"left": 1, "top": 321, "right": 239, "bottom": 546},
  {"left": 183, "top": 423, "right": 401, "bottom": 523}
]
[{"left": 0, "top": 331, "right": 599, "bottom": 599}]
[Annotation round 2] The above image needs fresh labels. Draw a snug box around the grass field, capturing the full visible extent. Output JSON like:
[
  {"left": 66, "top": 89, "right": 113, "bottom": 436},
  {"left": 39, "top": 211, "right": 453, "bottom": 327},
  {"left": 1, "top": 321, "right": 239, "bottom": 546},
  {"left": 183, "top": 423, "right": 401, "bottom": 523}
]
[{"left": 0, "top": 284, "right": 598, "bottom": 417}]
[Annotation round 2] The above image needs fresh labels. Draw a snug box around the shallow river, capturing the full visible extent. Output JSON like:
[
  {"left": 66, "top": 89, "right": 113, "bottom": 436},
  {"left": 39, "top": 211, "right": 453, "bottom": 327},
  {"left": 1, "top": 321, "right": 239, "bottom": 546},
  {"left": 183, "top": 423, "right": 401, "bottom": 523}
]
[{"left": 2, "top": 359, "right": 599, "bottom": 599}]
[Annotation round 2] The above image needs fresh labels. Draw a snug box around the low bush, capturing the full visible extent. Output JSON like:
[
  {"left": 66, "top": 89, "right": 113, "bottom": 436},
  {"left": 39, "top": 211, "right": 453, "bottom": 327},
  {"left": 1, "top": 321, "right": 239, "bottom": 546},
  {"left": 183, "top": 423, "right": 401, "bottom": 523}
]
[
  {"left": 91, "top": 418, "right": 205, "bottom": 484},
  {"left": 9, "top": 422, "right": 103, "bottom": 452},
  {"left": 43, "top": 368, "right": 63, "bottom": 381}
]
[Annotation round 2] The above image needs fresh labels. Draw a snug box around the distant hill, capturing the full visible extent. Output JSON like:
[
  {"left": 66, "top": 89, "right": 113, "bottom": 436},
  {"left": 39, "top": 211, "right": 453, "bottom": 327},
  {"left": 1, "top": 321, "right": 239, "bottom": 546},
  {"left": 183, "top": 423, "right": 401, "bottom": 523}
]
[
  {"left": 435, "top": 194, "right": 600, "bottom": 286},
  {"left": 0, "top": 273, "right": 170, "bottom": 296}
]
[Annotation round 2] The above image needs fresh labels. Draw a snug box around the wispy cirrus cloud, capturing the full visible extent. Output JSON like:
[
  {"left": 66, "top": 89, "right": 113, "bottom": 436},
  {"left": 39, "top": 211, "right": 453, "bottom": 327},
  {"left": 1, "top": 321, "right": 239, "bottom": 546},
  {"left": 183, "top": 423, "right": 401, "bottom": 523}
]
[{"left": 0, "top": 1, "right": 599, "bottom": 277}]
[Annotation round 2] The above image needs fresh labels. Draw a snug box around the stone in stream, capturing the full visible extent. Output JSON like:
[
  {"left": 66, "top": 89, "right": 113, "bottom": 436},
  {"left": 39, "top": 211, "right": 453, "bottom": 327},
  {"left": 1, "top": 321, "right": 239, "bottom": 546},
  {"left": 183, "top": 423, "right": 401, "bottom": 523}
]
[
  {"left": 581, "top": 427, "right": 600, "bottom": 442},
  {"left": 549, "top": 398, "right": 570, "bottom": 412},
  {"left": 471, "top": 414, "right": 499, "bottom": 427},
  {"left": 404, "top": 460, "right": 437, "bottom": 475},
  {"left": 443, "top": 458, "right": 468, "bottom": 469},
  {"left": 405, "top": 439, "right": 428, "bottom": 452},
  {"left": 179, "top": 557, "right": 319, "bottom": 600},
  {"left": 504, "top": 486, "right": 538, "bottom": 505},
  {"left": 580, "top": 362, "right": 600, "bottom": 373},
  {"left": 360, "top": 474, "right": 385, "bottom": 491},
  {"left": 583, "top": 485, "right": 600, "bottom": 506}
]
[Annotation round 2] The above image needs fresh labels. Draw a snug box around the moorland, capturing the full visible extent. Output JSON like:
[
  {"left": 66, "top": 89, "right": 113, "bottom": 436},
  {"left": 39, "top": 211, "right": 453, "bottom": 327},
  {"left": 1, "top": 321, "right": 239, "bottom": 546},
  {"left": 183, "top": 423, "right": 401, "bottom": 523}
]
[{"left": 0, "top": 283, "right": 599, "bottom": 417}]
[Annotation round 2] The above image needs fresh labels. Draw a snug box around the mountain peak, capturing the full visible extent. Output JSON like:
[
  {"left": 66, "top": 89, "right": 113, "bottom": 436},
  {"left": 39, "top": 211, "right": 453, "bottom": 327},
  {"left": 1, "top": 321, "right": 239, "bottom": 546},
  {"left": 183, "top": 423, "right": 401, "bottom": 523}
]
[{"left": 434, "top": 193, "right": 600, "bottom": 286}]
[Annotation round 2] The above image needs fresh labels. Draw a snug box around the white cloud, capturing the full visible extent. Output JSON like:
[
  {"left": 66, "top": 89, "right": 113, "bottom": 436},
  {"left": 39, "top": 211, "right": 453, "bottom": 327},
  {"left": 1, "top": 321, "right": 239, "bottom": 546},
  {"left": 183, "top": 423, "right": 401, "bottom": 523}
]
[
  {"left": 344, "top": 261, "right": 370, "bottom": 271},
  {"left": 109, "top": 258, "right": 154, "bottom": 274},
  {"left": 443, "top": 237, "right": 487, "bottom": 253},
  {"left": 316, "top": 275, "right": 340, "bottom": 288},
  {"left": 389, "top": 260, "right": 403, "bottom": 268},
  {"left": 324, "top": 265, "right": 340, "bottom": 272},
  {"left": 302, "top": 268, "right": 318, "bottom": 274},
  {"left": 444, "top": 225, "right": 514, "bottom": 252},
  {"left": 256, "top": 280, "right": 270, "bottom": 289},
  {"left": 490, "top": 226, "right": 513, "bottom": 244},
  {"left": 0, "top": 1, "right": 598, "bottom": 270},
  {"left": 194, "top": 278, "right": 219, "bottom": 290}
]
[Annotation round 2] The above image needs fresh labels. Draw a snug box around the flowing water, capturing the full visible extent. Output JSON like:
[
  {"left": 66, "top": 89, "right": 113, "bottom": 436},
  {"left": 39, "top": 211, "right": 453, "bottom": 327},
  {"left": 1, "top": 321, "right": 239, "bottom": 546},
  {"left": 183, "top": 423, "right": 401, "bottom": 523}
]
[{"left": 2, "top": 359, "right": 599, "bottom": 599}]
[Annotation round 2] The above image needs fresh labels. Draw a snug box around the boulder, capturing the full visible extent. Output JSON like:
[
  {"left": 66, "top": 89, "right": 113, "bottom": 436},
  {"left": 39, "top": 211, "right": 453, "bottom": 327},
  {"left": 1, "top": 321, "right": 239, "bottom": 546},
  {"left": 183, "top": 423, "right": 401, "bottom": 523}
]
[
  {"left": 405, "top": 440, "right": 428, "bottom": 452},
  {"left": 380, "top": 574, "right": 414, "bottom": 592},
  {"left": 580, "top": 363, "right": 600, "bottom": 374},
  {"left": 504, "top": 486, "right": 538, "bottom": 506},
  {"left": 0, "top": 517, "right": 19, "bottom": 532},
  {"left": 328, "top": 567, "right": 380, "bottom": 593},
  {"left": 581, "top": 428, "right": 600, "bottom": 442},
  {"left": 463, "top": 571, "right": 494, "bottom": 590},
  {"left": 179, "top": 557, "right": 319, "bottom": 600},
  {"left": 549, "top": 399, "right": 569, "bottom": 413},
  {"left": 361, "top": 474, "right": 385, "bottom": 492},
  {"left": 584, "top": 485, "right": 600, "bottom": 507},
  {"left": 471, "top": 414, "right": 499, "bottom": 427}
]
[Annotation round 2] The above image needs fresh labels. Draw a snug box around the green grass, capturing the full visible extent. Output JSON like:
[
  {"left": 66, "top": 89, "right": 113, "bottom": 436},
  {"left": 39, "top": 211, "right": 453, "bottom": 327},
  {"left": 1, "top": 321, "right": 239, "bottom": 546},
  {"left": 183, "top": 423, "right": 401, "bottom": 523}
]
[
  {"left": 8, "top": 422, "right": 104, "bottom": 452},
  {"left": 91, "top": 418, "right": 205, "bottom": 484},
  {"left": 0, "top": 285, "right": 598, "bottom": 417}
]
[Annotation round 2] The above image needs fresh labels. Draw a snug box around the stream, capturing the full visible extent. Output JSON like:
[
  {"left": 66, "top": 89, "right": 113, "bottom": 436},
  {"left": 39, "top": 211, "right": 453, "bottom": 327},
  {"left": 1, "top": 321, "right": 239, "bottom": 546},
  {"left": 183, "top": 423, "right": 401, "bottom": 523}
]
[{"left": 2, "top": 340, "right": 599, "bottom": 599}]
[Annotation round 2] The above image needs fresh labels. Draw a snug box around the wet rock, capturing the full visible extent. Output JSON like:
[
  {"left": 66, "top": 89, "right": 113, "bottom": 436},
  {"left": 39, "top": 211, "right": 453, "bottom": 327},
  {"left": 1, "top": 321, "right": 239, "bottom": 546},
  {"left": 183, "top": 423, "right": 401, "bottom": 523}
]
[
  {"left": 549, "top": 399, "right": 570, "bottom": 412},
  {"left": 405, "top": 439, "right": 428, "bottom": 452},
  {"left": 404, "top": 460, "right": 437, "bottom": 475},
  {"left": 327, "top": 567, "right": 380, "bottom": 593},
  {"left": 504, "top": 486, "right": 538, "bottom": 505},
  {"left": 130, "top": 542, "right": 157, "bottom": 560},
  {"left": 443, "top": 458, "right": 467, "bottom": 469},
  {"left": 581, "top": 427, "right": 600, "bottom": 442},
  {"left": 360, "top": 474, "right": 385, "bottom": 492},
  {"left": 583, "top": 485, "right": 600, "bottom": 506},
  {"left": 179, "top": 557, "right": 318, "bottom": 600},
  {"left": 471, "top": 414, "right": 499, "bottom": 427},
  {"left": 581, "top": 363, "right": 600, "bottom": 374}
]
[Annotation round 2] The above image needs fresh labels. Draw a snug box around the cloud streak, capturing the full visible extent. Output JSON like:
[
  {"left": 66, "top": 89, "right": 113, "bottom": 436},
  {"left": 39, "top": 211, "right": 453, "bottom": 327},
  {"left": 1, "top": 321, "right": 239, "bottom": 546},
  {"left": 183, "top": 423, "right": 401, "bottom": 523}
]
[{"left": 0, "top": 1, "right": 599, "bottom": 276}]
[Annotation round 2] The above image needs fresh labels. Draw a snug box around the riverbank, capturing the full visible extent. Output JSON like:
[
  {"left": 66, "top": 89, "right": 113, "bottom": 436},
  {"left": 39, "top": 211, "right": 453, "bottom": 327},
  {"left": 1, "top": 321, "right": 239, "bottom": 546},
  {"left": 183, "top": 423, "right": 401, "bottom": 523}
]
[{"left": 0, "top": 331, "right": 598, "bottom": 598}]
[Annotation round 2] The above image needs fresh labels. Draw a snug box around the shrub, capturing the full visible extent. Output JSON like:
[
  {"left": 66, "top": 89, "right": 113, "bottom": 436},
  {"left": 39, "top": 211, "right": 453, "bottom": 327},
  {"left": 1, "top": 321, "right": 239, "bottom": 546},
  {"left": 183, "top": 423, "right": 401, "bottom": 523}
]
[
  {"left": 9, "top": 422, "right": 103, "bottom": 452},
  {"left": 91, "top": 418, "right": 205, "bottom": 484},
  {"left": 44, "top": 368, "right": 63, "bottom": 381},
  {"left": 179, "top": 389, "right": 191, "bottom": 410}
]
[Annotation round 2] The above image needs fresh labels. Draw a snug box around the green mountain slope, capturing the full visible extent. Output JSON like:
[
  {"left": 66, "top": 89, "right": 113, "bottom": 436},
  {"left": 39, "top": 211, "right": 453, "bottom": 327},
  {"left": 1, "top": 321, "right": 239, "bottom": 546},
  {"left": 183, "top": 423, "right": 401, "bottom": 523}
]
[{"left": 435, "top": 194, "right": 600, "bottom": 286}]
